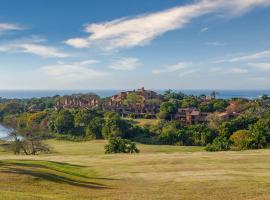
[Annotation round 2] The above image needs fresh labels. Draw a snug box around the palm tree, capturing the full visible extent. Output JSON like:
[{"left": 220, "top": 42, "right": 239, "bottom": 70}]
[
  {"left": 127, "top": 142, "right": 140, "bottom": 153},
  {"left": 261, "top": 94, "right": 269, "bottom": 100},
  {"left": 210, "top": 91, "right": 218, "bottom": 99}
]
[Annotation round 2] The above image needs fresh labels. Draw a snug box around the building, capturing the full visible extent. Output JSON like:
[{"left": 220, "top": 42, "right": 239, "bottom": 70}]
[
  {"left": 105, "top": 87, "right": 161, "bottom": 117},
  {"left": 175, "top": 108, "right": 209, "bottom": 126},
  {"left": 55, "top": 94, "right": 101, "bottom": 110}
]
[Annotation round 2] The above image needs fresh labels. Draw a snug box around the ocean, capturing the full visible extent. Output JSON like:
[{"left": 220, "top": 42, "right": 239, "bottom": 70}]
[{"left": 0, "top": 89, "right": 270, "bottom": 99}]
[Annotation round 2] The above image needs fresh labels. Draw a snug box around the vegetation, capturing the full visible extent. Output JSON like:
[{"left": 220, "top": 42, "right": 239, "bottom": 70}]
[
  {"left": 0, "top": 140, "right": 270, "bottom": 199},
  {"left": 104, "top": 137, "right": 139, "bottom": 154},
  {"left": 0, "top": 91, "right": 270, "bottom": 153}
]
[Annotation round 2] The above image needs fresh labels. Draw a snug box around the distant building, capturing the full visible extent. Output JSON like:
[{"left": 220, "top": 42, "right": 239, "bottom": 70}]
[
  {"left": 175, "top": 108, "right": 209, "bottom": 125},
  {"left": 55, "top": 94, "right": 101, "bottom": 110},
  {"left": 105, "top": 87, "right": 161, "bottom": 117}
]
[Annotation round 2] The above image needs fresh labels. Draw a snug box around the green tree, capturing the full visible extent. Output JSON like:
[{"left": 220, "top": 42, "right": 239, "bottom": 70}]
[
  {"left": 123, "top": 93, "right": 143, "bottom": 107},
  {"left": 104, "top": 137, "right": 139, "bottom": 154},
  {"left": 163, "top": 90, "right": 185, "bottom": 101},
  {"left": 249, "top": 118, "right": 270, "bottom": 148},
  {"left": 210, "top": 91, "right": 218, "bottom": 99},
  {"left": 85, "top": 117, "right": 104, "bottom": 139},
  {"left": 158, "top": 101, "right": 178, "bottom": 120},
  {"left": 54, "top": 110, "right": 75, "bottom": 134},
  {"left": 180, "top": 97, "right": 198, "bottom": 108},
  {"left": 206, "top": 136, "right": 231, "bottom": 152},
  {"left": 230, "top": 130, "right": 253, "bottom": 150},
  {"left": 212, "top": 99, "right": 228, "bottom": 112},
  {"left": 102, "top": 112, "right": 130, "bottom": 139}
]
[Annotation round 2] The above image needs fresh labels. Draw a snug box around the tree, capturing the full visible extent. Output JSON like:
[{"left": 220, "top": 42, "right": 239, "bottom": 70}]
[
  {"left": 208, "top": 113, "right": 223, "bottom": 131},
  {"left": 74, "top": 109, "right": 102, "bottom": 127},
  {"left": 54, "top": 110, "right": 75, "bottom": 134},
  {"left": 145, "top": 98, "right": 162, "bottom": 106},
  {"left": 199, "top": 102, "right": 213, "bottom": 112},
  {"left": 85, "top": 117, "right": 104, "bottom": 139},
  {"left": 102, "top": 112, "right": 130, "bottom": 139},
  {"left": 212, "top": 99, "right": 228, "bottom": 112},
  {"left": 249, "top": 118, "right": 270, "bottom": 148},
  {"left": 230, "top": 130, "right": 253, "bottom": 150},
  {"left": 210, "top": 91, "right": 218, "bottom": 99},
  {"left": 123, "top": 93, "right": 143, "bottom": 107},
  {"left": 104, "top": 137, "right": 139, "bottom": 154},
  {"left": 261, "top": 94, "right": 269, "bottom": 100},
  {"left": 8, "top": 127, "right": 50, "bottom": 155},
  {"left": 158, "top": 101, "right": 178, "bottom": 120},
  {"left": 163, "top": 90, "right": 185, "bottom": 101},
  {"left": 1, "top": 101, "right": 24, "bottom": 115},
  {"left": 205, "top": 136, "right": 231, "bottom": 152},
  {"left": 186, "top": 124, "right": 217, "bottom": 146},
  {"left": 180, "top": 97, "right": 198, "bottom": 108},
  {"left": 158, "top": 122, "right": 181, "bottom": 145}
]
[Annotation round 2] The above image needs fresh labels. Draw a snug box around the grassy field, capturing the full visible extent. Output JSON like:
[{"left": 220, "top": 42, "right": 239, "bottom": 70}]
[
  {"left": 123, "top": 118, "right": 160, "bottom": 127},
  {"left": 0, "top": 140, "right": 270, "bottom": 200}
]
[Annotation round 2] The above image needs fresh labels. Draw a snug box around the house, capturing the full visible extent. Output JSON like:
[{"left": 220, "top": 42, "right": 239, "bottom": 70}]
[
  {"left": 105, "top": 87, "right": 161, "bottom": 117},
  {"left": 55, "top": 94, "right": 101, "bottom": 110},
  {"left": 175, "top": 108, "right": 209, "bottom": 126}
]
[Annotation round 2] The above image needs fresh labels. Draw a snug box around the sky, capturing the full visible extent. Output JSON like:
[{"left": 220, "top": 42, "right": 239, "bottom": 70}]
[{"left": 0, "top": 0, "right": 270, "bottom": 90}]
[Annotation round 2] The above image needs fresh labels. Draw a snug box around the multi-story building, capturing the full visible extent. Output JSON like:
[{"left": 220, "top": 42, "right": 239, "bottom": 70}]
[
  {"left": 55, "top": 94, "right": 101, "bottom": 110},
  {"left": 175, "top": 108, "right": 209, "bottom": 126},
  {"left": 105, "top": 87, "right": 161, "bottom": 117}
]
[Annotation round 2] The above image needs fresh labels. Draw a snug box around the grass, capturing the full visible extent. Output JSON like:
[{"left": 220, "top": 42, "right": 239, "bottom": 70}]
[
  {"left": 1, "top": 140, "right": 270, "bottom": 199},
  {"left": 123, "top": 118, "right": 160, "bottom": 127}
]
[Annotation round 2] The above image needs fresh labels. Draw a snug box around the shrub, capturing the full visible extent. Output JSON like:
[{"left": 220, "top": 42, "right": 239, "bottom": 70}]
[
  {"left": 104, "top": 137, "right": 140, "bottom": 154},
  {"left": 205, "top": 136, "right": 231, "bottom": 152},
  {"left": 230, "top": 130, "right": 253, "bottom": 150}
]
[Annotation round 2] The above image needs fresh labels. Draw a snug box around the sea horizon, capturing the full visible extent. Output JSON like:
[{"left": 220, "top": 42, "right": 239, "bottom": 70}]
[{"left": 1, "top": 89, "right": 270, "bottom": 99}]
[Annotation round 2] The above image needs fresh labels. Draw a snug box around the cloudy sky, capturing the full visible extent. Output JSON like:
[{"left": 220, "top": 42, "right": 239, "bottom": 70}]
[{"left": 0, "top": 0, "right": 270, "bottom": 90}]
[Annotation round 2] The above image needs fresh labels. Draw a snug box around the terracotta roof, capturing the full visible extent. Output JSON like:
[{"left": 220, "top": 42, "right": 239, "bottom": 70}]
[{"left": 190, "top": 110, "right": 200, "bottom": 116}]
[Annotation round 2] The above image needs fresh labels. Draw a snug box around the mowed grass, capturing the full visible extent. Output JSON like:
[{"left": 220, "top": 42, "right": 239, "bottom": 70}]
[
  {"left": 123, "top": 118, "right": 160, "bottom": 127},
  {"left": 1, "top": 140, "right": 270, "bottom": 200}
]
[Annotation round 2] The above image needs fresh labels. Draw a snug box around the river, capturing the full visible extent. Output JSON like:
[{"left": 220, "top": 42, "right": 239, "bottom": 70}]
[{"left": 0, "top": 124, "right": 10, "bottom": 139}]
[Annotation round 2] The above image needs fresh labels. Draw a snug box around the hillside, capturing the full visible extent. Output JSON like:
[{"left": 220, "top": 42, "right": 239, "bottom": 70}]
[{"left": 0, "top": 140, "right": 270, "bottom": 200}]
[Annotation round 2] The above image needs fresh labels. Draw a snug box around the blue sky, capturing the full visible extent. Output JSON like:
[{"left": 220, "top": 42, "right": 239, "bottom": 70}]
[{"left": 0, "top": 0, "right": 270, "bottom": 90}]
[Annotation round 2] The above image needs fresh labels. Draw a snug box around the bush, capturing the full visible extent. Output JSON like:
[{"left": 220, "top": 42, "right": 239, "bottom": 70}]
[
  {"left": 205, "top": 136, "right": 231, "bottom": 152},
  {"left": 104, "top": 137, "right": 140, "bottom": 154},
  {"left": 230, "top": 130, "right": 253, "bottom": 150}
]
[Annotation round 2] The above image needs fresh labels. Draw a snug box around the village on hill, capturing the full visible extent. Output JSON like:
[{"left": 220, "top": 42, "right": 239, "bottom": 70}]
[{"left": 51, "top": 87, "right": 252, "bottom": 126}]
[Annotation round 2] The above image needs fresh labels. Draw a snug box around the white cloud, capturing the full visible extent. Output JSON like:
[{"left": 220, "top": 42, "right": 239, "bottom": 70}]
[
  {"left": 65, "top": 38, "right": 90, "bottom": 48},
  {"left": 109, "top": 57, "right": 141, "bottom": 71},
  {"left": 0, "top": 41, "right": 69, "bottom": 58},
  {"left": 209, "top": 66, "right": 249, "bottom": 74},
  {"left": 209, "top": 67, "right": 223, "bottom": 72},
  {"left": 248, "top": 62, "right": 270, "bottom": 71},
  {"left": 0, "top": 23, "right": 25, "bottom": 33},
  {"left": 66, "top": 0, "right": 270, "bottom": 51},
  {"left": 206, "top": 41, "right": 226, "bottom": 46},
  {"left": 230, "top": 67, "right": 249, "bottom": 74},
  {"left": 20, "top": 44, "right": 69, "bottom": 58},
  {"left": 75, "top": 59, "right": 99, "bottom": 65},
  {"left": 179, "top": 69, "right": 197, "bottom": 77},
  {"left": 216, "top": 50, "right": 270, "bottom": 63},
  {"left": 152, "top": 62, "right": 187, "bottom": 74},
  {"left": 39, "top": 60, "right": 108, "bottom": 81},
  {"left": 200, "top": 27, "right": 208, "bottom": 32}
]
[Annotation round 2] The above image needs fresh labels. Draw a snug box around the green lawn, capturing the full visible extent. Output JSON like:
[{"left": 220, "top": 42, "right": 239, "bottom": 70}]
[
  {"left": 1, "top": 140, "right": 270, "bottom": 200},
  {"left": 123, "top": 117, "right": 160, "bottom": 127}
]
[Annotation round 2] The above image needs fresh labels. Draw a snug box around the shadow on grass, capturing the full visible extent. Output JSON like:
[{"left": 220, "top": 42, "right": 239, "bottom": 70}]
[
  {"left": 0, "top": 160, "right": 115, "bottom": 189},
  {"left": 0, "top": 160, "right": 90, "bottom": 178},
  {"left": 0, "top": 142, "right": 10, "bottom": 153}
]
